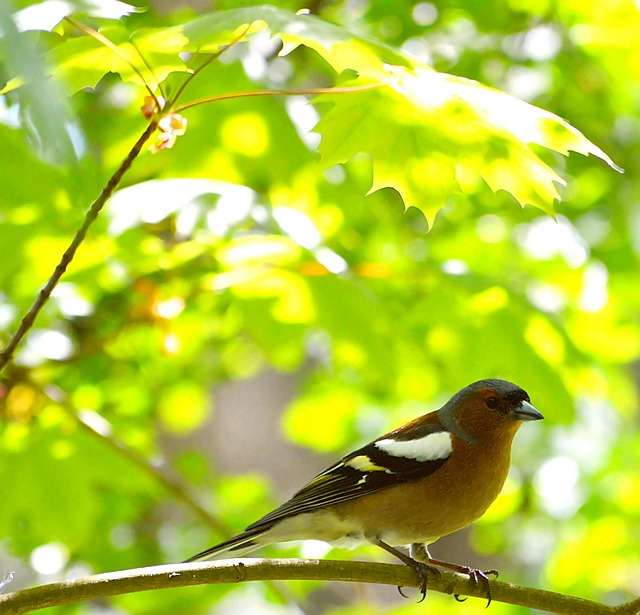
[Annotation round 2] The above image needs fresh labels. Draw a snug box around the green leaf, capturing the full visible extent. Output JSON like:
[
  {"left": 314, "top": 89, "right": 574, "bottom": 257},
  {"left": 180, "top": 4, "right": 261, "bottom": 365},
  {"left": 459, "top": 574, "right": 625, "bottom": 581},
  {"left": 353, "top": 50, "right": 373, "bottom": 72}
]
[
  {"left": 0, "top": 124, "right": 67, "bottom": 206},
  {"left": 315, "top": 67, "right": 621, "bottom": 225},
  {"left": 0, "top": 0, "right": 77, "bottom": 165},
  {"left": 48, "top": 24, "right": 183, "bottom": 95},
  {"left": 12, "top": 0, "right": 141, "bottom": 31},
  {"left": 168, "top": 6, "right": 620, "bottom": 220},
  {"left": 39, "top": 6, "right": 411, "bottom": 95},
  {"left": 179, "top": 5, "right": 413, "bottom": 76},
  {"left": 7, "top": 4, "right": 621, "bottom": 217}
]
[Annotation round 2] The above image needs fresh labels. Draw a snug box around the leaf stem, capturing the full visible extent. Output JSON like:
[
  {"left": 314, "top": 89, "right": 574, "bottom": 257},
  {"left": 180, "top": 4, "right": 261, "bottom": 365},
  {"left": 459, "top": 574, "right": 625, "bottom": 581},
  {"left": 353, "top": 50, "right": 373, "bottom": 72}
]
[
  {"left": 173, "top": 82, "right": 386, "bottom": 113},
  {"left": 129, "top": 38, "right": 166, "bottom": 102},
  {"left": 167, "top": 23, "right": 253, "bottom": 110}
]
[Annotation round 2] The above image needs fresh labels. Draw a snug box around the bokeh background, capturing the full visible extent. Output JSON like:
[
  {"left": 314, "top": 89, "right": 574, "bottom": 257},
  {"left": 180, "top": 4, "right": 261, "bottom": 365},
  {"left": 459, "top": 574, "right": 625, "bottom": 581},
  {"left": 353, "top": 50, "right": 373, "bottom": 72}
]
[{"left": 1, "top": 0, "right": 639, "bottom": 613}]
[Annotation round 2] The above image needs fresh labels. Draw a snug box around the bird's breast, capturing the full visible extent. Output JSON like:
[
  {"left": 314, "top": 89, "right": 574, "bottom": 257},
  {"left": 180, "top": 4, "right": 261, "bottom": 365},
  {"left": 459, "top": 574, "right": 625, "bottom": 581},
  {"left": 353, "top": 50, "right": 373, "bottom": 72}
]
[{"left": 331, "top": 435, "right": 515, "bottom": 545}]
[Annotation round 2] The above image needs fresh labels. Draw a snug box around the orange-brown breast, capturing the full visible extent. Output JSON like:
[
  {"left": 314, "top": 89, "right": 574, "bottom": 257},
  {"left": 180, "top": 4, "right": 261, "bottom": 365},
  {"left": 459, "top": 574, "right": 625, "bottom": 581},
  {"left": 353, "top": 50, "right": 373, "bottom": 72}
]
[{"left": 330, "top": 422, "right": 520, "bottom": 545}]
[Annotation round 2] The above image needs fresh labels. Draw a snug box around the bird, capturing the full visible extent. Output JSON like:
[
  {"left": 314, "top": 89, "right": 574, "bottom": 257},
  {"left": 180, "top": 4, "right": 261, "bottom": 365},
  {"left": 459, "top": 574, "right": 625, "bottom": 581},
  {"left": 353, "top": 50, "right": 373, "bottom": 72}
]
[{"left": 185, "top": 378, "right": 543, "bottom": 604}]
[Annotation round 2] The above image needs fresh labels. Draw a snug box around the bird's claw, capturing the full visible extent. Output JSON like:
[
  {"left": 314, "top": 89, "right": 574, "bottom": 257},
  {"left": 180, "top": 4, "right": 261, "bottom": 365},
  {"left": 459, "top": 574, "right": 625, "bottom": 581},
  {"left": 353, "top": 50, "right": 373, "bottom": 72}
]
[
  {"left": 397, "top": 585, "right": 411, "bottom": 599},
  {"left": 454, "top": 566, "right": 496, "bottom": 608},
  {"left": 396, "top": 562, "right": 440, "bottom": 603}
]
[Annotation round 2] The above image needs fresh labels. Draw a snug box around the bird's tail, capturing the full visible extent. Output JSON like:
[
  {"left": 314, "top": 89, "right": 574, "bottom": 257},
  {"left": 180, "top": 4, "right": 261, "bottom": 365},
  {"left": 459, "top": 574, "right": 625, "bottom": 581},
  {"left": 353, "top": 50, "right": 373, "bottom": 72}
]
[{"left": 184, "top": 527, "right": 270, "bottom": 562}]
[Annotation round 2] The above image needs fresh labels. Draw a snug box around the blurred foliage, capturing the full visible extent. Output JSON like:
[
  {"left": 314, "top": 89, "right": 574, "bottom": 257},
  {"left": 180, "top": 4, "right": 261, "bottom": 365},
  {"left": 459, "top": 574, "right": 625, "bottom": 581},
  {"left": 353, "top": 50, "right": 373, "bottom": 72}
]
[{"left": 0, "top": 0, "right": 639, "bottom": 613}]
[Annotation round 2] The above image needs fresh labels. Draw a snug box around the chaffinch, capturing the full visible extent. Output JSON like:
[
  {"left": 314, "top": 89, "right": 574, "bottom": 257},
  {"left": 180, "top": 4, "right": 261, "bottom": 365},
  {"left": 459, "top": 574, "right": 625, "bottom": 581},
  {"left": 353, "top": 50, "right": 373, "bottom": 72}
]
[{"left": 186, "top": 378, "right": 543, "bottom": 603}]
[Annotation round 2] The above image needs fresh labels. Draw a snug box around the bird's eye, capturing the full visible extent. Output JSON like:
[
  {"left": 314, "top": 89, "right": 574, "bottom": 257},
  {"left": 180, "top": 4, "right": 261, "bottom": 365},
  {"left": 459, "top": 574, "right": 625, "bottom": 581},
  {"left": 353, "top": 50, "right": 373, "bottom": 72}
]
[{"left": 486, "top": 396, "right": 499, "bottom": 409}]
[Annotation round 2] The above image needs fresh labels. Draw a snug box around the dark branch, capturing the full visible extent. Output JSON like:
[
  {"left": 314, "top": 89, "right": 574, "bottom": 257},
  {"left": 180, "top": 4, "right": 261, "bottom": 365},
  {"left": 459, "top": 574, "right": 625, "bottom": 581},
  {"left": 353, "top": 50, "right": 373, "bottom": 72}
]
[{"left": 0, "top": 122, "right": 156, "bottom": 374}]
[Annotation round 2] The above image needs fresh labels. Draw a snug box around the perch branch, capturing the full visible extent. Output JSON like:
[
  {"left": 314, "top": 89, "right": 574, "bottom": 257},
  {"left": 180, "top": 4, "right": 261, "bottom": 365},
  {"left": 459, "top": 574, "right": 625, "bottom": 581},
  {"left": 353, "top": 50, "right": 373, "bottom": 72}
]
[{"left": 0, "top": 559, "right": 637, "bottom": 615}]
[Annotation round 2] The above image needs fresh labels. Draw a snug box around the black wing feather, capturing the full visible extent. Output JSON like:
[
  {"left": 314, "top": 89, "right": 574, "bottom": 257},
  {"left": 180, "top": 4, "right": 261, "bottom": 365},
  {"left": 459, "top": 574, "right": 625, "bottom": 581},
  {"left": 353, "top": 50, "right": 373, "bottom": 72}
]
[{"left": 246, "top": 425, "right": 450, "bottom": 532}]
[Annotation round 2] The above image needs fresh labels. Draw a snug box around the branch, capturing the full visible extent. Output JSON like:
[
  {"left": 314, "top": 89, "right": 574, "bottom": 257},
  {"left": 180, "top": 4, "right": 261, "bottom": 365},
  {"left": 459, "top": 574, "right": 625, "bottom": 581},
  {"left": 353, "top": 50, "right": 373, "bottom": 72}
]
[
  {"left": 0, "top": 79, "right": 379, "bottom": 375},
  {"left": 0, "top": 559, "right": 637, "bottom": 615},
  {"left": 40, "top": 384, "right": 229, "bottom": 536},
  {"left": 0, "top": 121, "right": 156, "bottom": 374},
  {"left": 33, "top": 385, "right": 304, "bottom": 610}
]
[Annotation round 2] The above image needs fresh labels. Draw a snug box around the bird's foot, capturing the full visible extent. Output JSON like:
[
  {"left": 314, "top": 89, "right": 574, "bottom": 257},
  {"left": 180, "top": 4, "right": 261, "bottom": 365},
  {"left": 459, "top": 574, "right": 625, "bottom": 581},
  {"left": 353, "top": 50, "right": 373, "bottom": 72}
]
[
  {"left": 397, "top": 560, "right": 441, "bottom": 603},
  {"left": 453, "top": 567, "right": 498, "bottom": 608},
  {"left": 374, "top": 539, "right": 441, "bottom": 603}
]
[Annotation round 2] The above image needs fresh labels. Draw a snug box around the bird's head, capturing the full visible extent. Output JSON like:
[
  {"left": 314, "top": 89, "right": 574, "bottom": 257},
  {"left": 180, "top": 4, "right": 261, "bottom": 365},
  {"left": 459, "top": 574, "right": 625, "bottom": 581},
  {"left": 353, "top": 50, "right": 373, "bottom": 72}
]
[{"left": 438, "top": 379, "right": 544, "bottom": 445}]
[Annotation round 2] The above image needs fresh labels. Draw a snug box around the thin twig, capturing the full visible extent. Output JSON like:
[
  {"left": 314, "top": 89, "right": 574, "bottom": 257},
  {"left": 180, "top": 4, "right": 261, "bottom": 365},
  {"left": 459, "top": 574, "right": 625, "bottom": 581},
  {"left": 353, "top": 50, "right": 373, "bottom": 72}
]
[
  {"left": 0, "top": 559, "right": 636, "bottom": 615},
  {"left": 40, "top": 383, "right": 228, "bottom": 536},
  {"left": 173, "top": 82, "right": 386, "bottom": 113},
  {"left": 0, "top": 121, "right": 156, "bottom": 374},
  {"left": 167, "top": 23, "right": 253, "bottom": 110}
]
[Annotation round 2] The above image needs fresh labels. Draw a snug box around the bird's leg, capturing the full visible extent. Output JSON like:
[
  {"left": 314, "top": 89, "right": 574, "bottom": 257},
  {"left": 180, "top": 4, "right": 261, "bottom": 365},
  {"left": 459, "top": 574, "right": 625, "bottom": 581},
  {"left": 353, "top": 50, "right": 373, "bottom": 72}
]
[
  {"left": 373, "top": 539, "right": 440, "bottom": 602},
  {"left": 427, "top": 556, "right": 498, "bottom": 608},
  {"left": 409, "top": 542, "right": 432, "bottom": 563}
]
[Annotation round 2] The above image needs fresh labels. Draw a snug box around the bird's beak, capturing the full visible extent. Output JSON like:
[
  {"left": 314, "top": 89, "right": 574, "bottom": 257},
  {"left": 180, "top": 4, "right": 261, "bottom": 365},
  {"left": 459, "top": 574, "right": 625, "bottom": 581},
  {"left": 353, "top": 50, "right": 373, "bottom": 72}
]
[{"left": 513, "top": 400, "right": 544, "bottom": 421}]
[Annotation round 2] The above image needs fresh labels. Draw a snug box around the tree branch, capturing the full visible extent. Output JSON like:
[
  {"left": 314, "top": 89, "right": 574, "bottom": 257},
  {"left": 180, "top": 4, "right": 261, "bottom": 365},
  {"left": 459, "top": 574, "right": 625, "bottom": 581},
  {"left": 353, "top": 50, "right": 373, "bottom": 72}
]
[
  {"left": 0, "top": 121, "right": 157, "bottom": 375},
  {"left": 0, "top": 559, "right": 637, "bottom": 615},
  {"left": 38, "top": 383, "right": 229, "bottom": 536},
  {"left": 33, "top": 385, "right": 305, "bottom": 611}
]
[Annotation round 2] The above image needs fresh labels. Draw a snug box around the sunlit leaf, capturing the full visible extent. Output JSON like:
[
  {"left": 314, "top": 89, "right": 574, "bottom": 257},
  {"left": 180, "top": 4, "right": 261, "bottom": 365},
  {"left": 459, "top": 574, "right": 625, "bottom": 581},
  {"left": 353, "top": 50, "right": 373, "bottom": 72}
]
[
  {"left": 12, "top": 0, "right": 141, "bottom": 32},
  {"left": 0, "top": 0, "right": 76, "bottom": 165},
  {"left": 315, "top": 67, "right": 620, "bottom": 224}
]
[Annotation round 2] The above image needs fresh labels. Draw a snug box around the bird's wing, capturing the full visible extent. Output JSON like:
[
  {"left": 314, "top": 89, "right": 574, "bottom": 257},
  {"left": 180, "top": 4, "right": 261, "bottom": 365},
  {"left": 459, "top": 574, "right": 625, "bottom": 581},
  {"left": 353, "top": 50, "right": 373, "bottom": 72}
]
[{"left": 246, "top": 424, "right": 452, "bottom": 531}]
